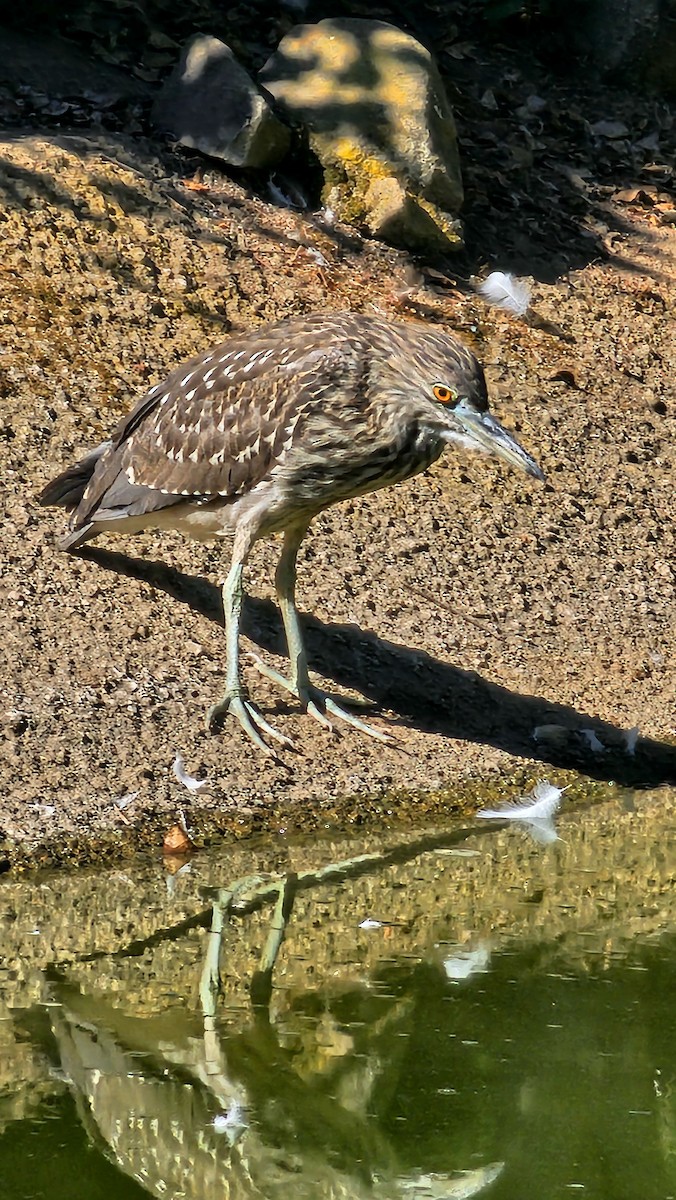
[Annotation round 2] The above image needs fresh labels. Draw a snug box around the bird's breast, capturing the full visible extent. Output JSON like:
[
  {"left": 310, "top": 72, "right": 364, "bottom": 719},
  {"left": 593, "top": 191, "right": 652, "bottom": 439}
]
[{"left": 278, "top": 417, "right": 444, "bottom": 510}]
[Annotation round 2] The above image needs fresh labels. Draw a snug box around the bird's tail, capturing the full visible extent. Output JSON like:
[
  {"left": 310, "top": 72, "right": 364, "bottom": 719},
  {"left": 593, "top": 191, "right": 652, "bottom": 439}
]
[
  {"left": 38, "top": 441, "right": 110, "bottom": 551},
  {"left": 38, "top": 442, "right": 110, "bottom": 509}
]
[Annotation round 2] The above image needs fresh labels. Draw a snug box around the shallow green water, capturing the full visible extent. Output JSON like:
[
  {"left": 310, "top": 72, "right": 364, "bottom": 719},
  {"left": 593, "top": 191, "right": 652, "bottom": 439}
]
[{"left": 1, "top": 787, "right": 674, "bottom": 1200}]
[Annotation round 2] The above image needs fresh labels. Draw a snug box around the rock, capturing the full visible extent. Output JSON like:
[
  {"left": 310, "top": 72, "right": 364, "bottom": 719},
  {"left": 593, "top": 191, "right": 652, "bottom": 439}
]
[
  {"left": 152, "top": 34, "right": 290, "bottom": 170},
  {"left": 260, "top": 17, "right": 463, "bottom": 253},
  {"left": 360, "top": 176, "right": 463, "bottom": 255}
]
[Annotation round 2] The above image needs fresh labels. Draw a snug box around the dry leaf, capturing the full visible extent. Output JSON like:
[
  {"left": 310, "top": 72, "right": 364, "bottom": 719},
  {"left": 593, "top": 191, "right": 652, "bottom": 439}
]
[
  {"left": 181, "top": 178, "right": 211, "bottom": 193},
  {"left": 591, "top": 119, "right": 630, "bottom": 139},
  {"left": 163, "top": 824, "right": 194, "bottom": 855},
  {"left": 613, "top": 187, "right": 656, "bottom": 205}
]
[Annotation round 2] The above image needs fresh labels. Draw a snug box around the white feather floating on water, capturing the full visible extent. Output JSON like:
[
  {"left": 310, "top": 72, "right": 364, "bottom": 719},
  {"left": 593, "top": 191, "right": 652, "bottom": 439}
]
[
  {"left": 477, "top": 780, "right": 566, "bottom": 848},
  {"left": 523, "top": 818, "right": 561, "bottom": 846},
  {"left": 477, "top": 779, "right": 566, "bottom": 822},
  {"left": 213, "top": 1099, "right": 249, "bottom": 1145},
  {"left": 173, "top": 752, "right": 210, "bottom": 795},
  {"left": 478, "top": 271, "right": 531, "bottom": 316},
  {"left": 443, "top": 942, "right": 492, "bottom": 982}
]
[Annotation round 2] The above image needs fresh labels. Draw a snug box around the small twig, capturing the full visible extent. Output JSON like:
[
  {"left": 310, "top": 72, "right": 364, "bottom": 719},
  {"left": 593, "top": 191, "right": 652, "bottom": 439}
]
[{"left": 403, "top": 582, "right": 494, "bottom": 630}]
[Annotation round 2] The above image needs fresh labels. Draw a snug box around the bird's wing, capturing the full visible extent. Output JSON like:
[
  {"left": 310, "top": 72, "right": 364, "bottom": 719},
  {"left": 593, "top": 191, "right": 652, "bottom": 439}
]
[{"left": 73, "top": 326, "right": 361, "bottom": 527}]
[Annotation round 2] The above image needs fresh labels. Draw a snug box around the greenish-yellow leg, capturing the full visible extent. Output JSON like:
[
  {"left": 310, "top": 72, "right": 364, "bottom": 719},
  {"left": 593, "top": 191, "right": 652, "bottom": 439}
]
[
  {"left": 252, "top": 525, "right": 394, "bottom": 745},
  {"left": 208, "top": 556, "right": 294, "bottom": 755}
]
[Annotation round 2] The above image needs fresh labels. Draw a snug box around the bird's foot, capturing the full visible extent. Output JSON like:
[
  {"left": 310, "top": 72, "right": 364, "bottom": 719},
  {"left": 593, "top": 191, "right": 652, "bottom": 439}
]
[
  {"left": 207, "top": 691, "right": 295, "bottom": 757},
  {"left": 250, "top": 654, "right": 395, "bottom": 744}
]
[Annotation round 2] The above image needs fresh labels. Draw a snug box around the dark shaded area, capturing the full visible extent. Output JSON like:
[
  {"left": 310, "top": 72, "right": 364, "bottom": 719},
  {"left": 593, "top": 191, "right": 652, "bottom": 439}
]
[
  {"left": 77, "top": 545, "right": 676, "bottom": 788},
  {"left": 3, "top": 0, "right": 672, "bottom": 88},
  {"left": 0, "top": 1091, "right": 149, "bottom": 1200},
  {"left": 0, "top": 4, "right": 673, "bottom": 282},
  {"left": 376, "top": 935, "right": 676, "bottom": 1195}
]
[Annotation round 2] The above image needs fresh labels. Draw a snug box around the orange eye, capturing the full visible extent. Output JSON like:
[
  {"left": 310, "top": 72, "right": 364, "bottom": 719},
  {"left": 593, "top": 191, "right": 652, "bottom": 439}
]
[{"left": 433, "top": 384, "right": 456, "bottom": 405}]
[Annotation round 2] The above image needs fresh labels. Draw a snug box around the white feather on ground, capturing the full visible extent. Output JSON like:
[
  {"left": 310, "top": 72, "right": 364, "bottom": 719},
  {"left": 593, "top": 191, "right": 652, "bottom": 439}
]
[
  {"left": 173, "top": 752, "right": 211, "bottom": 794},
  {"left": 623, "top": 726, "right": 639, "bottom": 755},
  {"left": 478, "top": 271, "right": 531, "bottom": 315},
  {"left": 580, "top": 728, "right": 606, "bottom": 753},
  {"left": 476, "top": 779, "right": 566, "bottom": 822},
  {"left": 115, "top": 790, "right": 139, "bottom": 811}
]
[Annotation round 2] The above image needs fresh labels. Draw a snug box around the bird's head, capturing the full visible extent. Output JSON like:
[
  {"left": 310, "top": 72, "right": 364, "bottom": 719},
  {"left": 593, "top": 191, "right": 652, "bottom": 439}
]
[{"left": 384, "top": 323, "right": 545, "bottom": 482}]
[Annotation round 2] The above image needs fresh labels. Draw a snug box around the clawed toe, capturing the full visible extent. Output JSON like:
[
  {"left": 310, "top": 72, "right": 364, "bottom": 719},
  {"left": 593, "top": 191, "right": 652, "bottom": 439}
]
[
  {"left": 208, "top": 693, "right": 295, "bottom": 756},
  {"left": 318, "top": 693, "right": 395, "bottom": 743},
  {"left": 305, "top": 695, "right": 335, "bottom": 732},
  {"left": 210, "top": 653, "right": 395, "bottom": 753},
  {"left": 249, "top": 653, "right": 395, "bottom": 744}
]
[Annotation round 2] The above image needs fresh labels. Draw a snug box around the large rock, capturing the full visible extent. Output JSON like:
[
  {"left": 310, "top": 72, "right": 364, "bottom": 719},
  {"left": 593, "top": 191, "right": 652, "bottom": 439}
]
[
  {"left": 153, "top": 35, "right": 290, "bottom": 169},
  {"left": 260, "top": 17, "right": 463, "bottom": 253}
]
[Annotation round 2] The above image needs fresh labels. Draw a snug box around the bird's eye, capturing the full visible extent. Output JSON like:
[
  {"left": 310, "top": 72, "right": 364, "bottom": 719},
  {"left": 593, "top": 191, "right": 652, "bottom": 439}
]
[{"left": 433, "top": 384, "right": 457, "bottom": 406}]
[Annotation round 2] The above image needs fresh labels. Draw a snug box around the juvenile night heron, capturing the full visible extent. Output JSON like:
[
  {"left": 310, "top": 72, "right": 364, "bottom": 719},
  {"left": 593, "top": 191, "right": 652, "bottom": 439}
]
[{"left": 40, "top": 310, "right": 544, "bottom": 754}]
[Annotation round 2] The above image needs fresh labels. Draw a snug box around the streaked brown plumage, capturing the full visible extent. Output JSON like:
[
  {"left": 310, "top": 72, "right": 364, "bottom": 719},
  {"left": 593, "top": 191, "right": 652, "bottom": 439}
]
[{"left": 40, "top": 310, "right": 544, "bottom": 754}]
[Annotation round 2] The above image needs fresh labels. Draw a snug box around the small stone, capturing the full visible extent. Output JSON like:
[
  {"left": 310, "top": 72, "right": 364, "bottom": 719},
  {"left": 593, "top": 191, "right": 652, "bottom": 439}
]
[
  {"left": 163, "top": 823, "right": 194, "bottom": 856},
  {"left": 590, "top": 119, "right": 631, "bottom": 139},
  {"left": 480, "top": 88, "right": 498, "bottom": 110},
  {"left": 152, "top": 35, "right": 290, "bottom": 169}
]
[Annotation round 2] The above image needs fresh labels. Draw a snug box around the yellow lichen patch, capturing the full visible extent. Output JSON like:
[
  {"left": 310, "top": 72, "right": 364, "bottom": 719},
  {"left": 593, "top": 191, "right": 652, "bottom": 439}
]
[
  {"left": 415, "top": 196, "right": 463, "bottom": 244},
  {"left": 329, "top": 137, "right": 391, "bottom": 174},
  {"left": 315, "top": 134, "right": 462, "bottom": 253},
  {"left": 261, "top": 16, "right": 464, "bottom": 250}
]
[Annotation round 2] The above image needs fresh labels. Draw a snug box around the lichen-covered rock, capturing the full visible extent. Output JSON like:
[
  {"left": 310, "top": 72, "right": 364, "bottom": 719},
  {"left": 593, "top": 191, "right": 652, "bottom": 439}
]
[
  {"left": 153, "top": 34, "right": 290, "bottom": 169},
  {"left": 260, "top": 17, "right": 463, "bottom": 253}
]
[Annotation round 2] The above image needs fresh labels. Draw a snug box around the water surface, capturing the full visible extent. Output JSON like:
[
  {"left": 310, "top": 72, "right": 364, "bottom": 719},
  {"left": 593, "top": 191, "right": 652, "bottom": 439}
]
[{"left": 1, "top": 786, "right": 674, "bottom": 1200}]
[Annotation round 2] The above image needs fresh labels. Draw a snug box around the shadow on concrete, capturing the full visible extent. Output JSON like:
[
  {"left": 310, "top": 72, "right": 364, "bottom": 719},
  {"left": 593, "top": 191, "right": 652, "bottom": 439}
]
[{"left": 77, "top": 544, "right": 676, "bottom": 789}]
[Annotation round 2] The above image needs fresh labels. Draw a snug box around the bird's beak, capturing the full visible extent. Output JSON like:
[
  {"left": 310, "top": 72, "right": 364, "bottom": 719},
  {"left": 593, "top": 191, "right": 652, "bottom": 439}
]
[{"left": 451, "top": 403, "right": 545, "bottom": 481}]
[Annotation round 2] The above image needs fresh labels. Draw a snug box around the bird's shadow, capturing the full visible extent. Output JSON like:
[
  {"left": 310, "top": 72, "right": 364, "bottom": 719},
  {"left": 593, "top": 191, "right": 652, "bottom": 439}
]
[{"left": 77, "top": 546, "right": 676, "bottom": 789}]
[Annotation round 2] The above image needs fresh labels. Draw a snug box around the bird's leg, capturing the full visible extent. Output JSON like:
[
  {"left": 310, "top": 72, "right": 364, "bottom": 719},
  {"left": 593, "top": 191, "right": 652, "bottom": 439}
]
[
  {"left": 252, "top": 526, "right": 394, "bottom": 744},
  {"left": 208, "top": 551, "right": 294, "bottom": 754}
]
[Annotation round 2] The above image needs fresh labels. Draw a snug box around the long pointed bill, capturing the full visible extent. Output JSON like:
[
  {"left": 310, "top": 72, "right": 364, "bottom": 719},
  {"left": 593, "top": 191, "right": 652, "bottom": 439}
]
[{"left": 451, "top": 404, "right": 545, "bottom": 481}]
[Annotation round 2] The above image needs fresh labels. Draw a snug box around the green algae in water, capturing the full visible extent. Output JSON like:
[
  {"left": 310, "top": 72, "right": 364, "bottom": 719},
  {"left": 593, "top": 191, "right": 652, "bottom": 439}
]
[{"left": 1, "top": 789, "right": 674, "bottom": 1199}]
